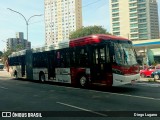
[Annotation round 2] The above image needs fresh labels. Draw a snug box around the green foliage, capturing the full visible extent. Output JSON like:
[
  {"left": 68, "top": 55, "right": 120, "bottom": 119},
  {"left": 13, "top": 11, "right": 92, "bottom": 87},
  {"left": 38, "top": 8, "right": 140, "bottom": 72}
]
[
  {"left": 1, "top": 45, "right": 24, "bottom": 64},
  {"left": 0, "top": 51, "right": 3, "bottom": 58},
  {"left": 69, "top": 25, "right": 111, "bottom": 39},
  {"left": 15, "top": 44, "right": 24, "bottom": 52},
  {"left": 151, "top": 61, "right": 157, "bottom": 66},
  {"left": 1, "top": 49, "right": 13, "bottom": 64},
  {"left": 148, "top": 78, "right": 157, "bottom": 82},
  {"left": 148, "top": 78, "right": 154, "bottom": 82}
]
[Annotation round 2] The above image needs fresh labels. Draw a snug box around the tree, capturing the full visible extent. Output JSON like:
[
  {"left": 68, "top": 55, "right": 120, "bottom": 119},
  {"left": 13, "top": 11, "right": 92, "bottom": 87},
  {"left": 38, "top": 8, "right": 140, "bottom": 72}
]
[
  {"left": 0, "top": 51, "right": 3, "bottom": 58},
  {"left": 14, "top": 44, "right": 24, "bottom": 52},
  {"left": 1, "top": 45, "right": 24, "bottom": 64},
  {"left": 69, "top": 25, "right": 111, "bottom": 39},
  {"left": 1, "top": 49, "right": 13, "bottom": 64}
]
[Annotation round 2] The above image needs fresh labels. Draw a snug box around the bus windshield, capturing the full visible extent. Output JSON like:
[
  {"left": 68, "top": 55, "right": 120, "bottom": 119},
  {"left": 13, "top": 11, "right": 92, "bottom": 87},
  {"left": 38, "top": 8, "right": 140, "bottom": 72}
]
[{"left": 113, "top": 41, "right": 137, "bottom": 66}]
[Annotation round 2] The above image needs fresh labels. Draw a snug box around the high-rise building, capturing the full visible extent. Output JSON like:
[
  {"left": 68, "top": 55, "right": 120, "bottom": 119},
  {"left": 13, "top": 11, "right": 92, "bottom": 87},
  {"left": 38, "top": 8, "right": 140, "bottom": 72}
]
[
  {"left": 6, "top": 32, "right": 31, "bottom": 50},
  {"left": 109, "top": 0, "right": 159, "bottom": 40},
  {"left": 44, "top": 0, "right": 82, "bottom": 45}
]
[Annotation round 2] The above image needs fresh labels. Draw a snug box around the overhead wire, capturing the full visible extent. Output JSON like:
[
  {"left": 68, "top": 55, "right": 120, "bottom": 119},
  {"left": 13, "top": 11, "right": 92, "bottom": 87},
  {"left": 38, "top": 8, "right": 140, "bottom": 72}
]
[{"left": 82, "top": 0, "right": 102, "bottom": 8}]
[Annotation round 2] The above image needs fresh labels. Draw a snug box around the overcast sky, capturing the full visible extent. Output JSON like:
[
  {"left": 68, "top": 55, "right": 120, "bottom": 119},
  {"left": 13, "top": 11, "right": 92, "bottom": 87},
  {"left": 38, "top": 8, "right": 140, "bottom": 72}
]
[{"left": 0, "top": 0, "right": 159, "bottom": 51}]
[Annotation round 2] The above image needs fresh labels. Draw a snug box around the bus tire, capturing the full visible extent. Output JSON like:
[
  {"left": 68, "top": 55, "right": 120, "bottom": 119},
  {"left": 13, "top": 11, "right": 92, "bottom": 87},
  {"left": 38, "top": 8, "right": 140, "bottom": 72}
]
[
  {"left": 39, "top": 72, "right": 45, "bottom": 83},
  {"left": 79, "top": 75, "right": 88, "bottom": 88}
]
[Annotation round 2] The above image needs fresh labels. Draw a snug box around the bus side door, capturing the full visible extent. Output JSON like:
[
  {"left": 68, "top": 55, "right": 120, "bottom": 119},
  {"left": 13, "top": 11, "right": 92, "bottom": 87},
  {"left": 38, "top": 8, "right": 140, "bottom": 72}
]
[
  {"left": 47, "top": 51, "right": 55, "bottom": 79},
  {"left": 90, "top": 44, "right": 112, "bottom": 83}
]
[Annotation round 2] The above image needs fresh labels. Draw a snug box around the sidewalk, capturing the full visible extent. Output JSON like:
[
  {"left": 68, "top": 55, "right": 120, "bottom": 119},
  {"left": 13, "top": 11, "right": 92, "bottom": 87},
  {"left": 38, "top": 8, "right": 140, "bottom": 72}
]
[
  {"left": 138, "top": 77, "right": 160, "bottom": 84},
  {"left": 0, "top": 70, "right": 11, "bottom": 77}
]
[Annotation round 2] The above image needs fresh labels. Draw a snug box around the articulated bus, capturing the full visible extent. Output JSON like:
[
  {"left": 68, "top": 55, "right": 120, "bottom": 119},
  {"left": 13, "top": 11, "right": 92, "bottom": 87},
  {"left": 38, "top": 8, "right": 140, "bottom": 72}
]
[{"left": 8, "top": 34, "right": 140, "bottom": 87}]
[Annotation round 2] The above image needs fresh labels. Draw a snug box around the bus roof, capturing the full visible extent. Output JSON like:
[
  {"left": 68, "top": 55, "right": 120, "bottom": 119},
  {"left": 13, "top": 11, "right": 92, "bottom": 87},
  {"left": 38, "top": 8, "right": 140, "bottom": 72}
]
[
  {"left": 69, "top": 34, "right": 129, "bottom": 47},
  {"left": 8, "top": 49, "right": 27, "bottom": 57}
]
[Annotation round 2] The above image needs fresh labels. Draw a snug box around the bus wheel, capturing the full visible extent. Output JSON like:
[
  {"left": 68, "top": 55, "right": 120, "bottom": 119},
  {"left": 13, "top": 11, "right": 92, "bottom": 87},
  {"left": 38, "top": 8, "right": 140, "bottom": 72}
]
[
  {"left": 39, "top": 73, "right": 45, "bottom": 83},
  {"left": 79, "top": 76, "right": 88, "bottom": 88}
]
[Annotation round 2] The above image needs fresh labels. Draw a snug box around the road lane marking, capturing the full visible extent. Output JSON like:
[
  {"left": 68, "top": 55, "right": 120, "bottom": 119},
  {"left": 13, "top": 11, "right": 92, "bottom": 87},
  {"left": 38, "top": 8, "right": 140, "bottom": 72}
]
[
  {"left": 0, "top": 86, "right": 8, "bottom": 89},
  {"left": 135, "top": 83, "right": 160, "bottom": 87},
  {"left": 53, "top": 85, "right": 160, "bottom": 101},
  {"left": 90, "top": 90, "right": 160, "bottom": 101},
  {"left": 113, "top": 93, "right": 160, "bottom": 101},
  {"left": 57, "top": 102, "right": 107, "bottom": 117}
]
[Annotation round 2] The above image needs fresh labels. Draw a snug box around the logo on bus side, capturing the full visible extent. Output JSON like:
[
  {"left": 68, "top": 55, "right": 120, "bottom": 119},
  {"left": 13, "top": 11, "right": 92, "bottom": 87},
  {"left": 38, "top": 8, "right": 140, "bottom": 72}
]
[{"left": 56, "top": 68, "right": 70, "bottom": 75}]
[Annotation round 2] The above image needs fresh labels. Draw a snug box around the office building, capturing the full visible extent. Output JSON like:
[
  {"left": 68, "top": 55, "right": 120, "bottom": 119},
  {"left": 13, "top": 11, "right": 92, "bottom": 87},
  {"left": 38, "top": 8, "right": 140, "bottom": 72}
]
[
  {"left": 7, "top": 32, "right": 31, "bottom": 50},
  {"left": 109, "top": 0, "right": 159, "bottom": 40},
  {"left": 44, "top": 0, "right": 82, "bottom": 45}
]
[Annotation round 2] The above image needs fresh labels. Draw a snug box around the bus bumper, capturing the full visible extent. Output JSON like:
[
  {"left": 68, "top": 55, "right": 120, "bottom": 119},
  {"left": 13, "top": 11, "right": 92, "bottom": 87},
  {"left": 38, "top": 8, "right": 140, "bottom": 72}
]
[{"left": 112, "top": 73, "right": 140, "bottom": 86}]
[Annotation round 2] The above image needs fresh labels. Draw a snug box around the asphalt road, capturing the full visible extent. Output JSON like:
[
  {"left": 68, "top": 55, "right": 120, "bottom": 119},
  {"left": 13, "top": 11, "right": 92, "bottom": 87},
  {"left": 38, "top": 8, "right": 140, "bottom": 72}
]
[{"left": 0, "top": 71, "right": 160, "bottom": 120}]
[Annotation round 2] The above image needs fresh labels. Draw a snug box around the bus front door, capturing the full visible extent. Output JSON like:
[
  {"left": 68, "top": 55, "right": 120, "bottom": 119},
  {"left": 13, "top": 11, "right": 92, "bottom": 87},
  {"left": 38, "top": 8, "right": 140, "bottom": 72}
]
[{"left": 91, "top": 45, "right": 112, "bottom": 85}]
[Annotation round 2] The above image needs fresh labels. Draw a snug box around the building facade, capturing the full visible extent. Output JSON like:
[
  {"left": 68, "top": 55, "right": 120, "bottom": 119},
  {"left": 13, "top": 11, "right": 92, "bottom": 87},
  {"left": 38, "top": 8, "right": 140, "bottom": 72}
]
[
  {"left": 109, "top": 0, "right": 159, "bottom": 40},
  {"left": 7, "top": 32, "right": 31, "bottom": 50},
  {"left": 44, "top": 0, "right": 82, "bottom": 46}
]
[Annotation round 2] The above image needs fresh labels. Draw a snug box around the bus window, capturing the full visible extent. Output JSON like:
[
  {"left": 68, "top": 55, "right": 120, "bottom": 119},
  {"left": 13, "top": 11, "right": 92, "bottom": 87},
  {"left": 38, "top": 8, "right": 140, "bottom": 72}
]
[
  {"left": 33, "top": 52, "right": 47, "bottom": 68},
  {"left": 95, "top": 49, "right": 98, "bottom": 64},
  {"left": 113, "top": 41, "right": 137, "bottom": 66},
  {"left": 56, "top": 49, "right": 70, "bottom": 68},
  {"left": 106, "top": 45, "right": 110, "bottom": 63},
  {"left": 93, "top": 46, "right": 107, "bottom": 65},
  {"left": 70, "top": 50, "right": 76, "bottom": 66},
  {"left": 76, "top": 47, "right": 89, "bottom": 67},
  {"left": 65, "top": 50, "right": 70, "bottom": 67},
  {"left": 56, "top": 51, "right": 63, "bottom": 67},
  {"left": 99, "top": 48, "right": 105, "bottom": 63}
]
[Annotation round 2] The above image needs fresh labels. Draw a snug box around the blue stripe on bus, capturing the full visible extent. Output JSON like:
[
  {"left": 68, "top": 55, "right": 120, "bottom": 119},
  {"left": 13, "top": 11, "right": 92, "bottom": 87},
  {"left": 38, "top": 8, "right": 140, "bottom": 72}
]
[{"left": 133, "top": 41, "right": 160, "bottom": 47}]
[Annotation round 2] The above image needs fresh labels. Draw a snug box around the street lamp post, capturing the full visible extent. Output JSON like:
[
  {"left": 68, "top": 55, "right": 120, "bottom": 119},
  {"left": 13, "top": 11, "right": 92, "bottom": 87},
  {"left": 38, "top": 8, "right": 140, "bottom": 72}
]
[{"left": 7, "top": 8, "right": 43, "bottom": 42}]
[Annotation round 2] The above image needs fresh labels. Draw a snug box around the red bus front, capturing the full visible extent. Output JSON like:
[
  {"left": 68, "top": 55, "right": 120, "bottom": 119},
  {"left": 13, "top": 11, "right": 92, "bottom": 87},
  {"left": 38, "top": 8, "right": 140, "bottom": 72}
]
[{"left": 70, "top": 35, "right": 140, "bottom": 87}]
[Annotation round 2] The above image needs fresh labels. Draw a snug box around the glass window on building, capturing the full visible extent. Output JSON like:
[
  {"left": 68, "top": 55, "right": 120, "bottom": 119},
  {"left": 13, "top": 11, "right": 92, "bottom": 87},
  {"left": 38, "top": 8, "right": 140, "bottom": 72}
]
[
  {"left": 139, "top": 29, "right": 147, "bottom": 33},
  {"left": 113, "top": 27, "right": 120, "bottom": 31},
  {"left": 112, "top": 8, "right": 119, "bottom": 12},
  {"left": 112, "top": 0, "right": 118, "bottom": 3},
  {"left": 138, "top": 14, "right": 146, "bottom": 18},
  {"left": 113, "top": 22, "right": 119, "bottom": 27},
  {"left": 138, "top": 19, "right": 146, "bottom": 23},
  {"left": 113, "top": 32, "right": 120, "bottom": 36},
  {"left": 130, "top": 8, "right": 137, "bottom": 12},
  {"left": 112, "top": 3, "right": 119, "bottom": 8},
  {"left": 138, "top": 0, "right": 145, "bottom": 2},
  {"left": 138, "top": 9, "right": 146, "bottom": 13},
  {"left": 112, "top": 13, "right": 119, "bottom": 17},
  {"left": 112, "top": 18, "right": 119, "bottom": 22},
  {"left": 138, "top": 24, "right": 147, "bottom": 28},
  {"left": 130, "top": 18, "right": 137, "bottom": 22},
  {"left": 130, "top": 13, "right": 137, "bottom": 17},
  {"left": 129, "top": 3, "right": 137, "bottom": 7},
  {"left": 138, "top": 4, "right": 146, "bottom": 8},
  {"left": 131, "top": 34, "right": 138, "bottom": 38},
  {"left": 129, "top": 0, "right": 137, "bottom": 2},
  {"left": 130, "top": 29, "right": 138, "bottom": 32},
  {"left": 139, "top": 34, "right": 148, "bottom": 39},
  {"left": 130, "top": 23, "right": 138, "bottom": 28}
]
